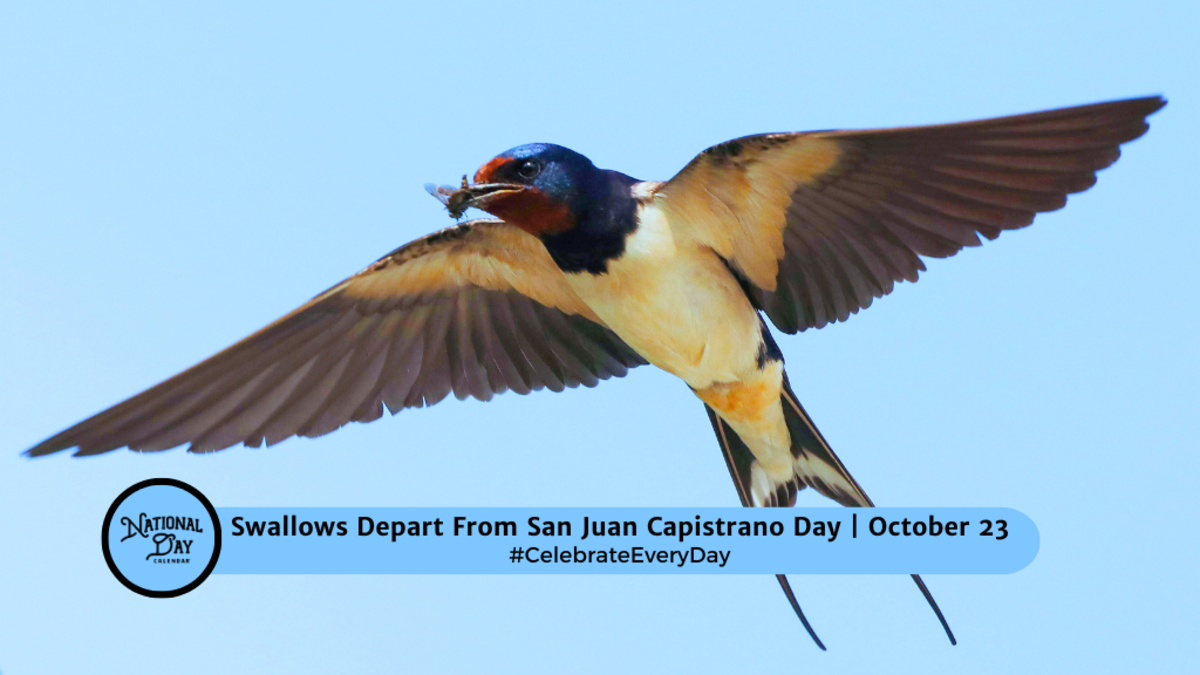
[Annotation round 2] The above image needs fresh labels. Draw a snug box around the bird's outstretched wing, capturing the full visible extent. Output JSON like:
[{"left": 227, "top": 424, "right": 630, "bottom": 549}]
[
  {"left": 27, "top": 219, "right": 646, "bottom": 456},
  {"left": 658, "top": 96, "right": 1166, "bottom": 333}
]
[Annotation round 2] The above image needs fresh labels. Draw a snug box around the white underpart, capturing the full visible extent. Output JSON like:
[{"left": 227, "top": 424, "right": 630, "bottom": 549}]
[
  {"left": 564, "top": 198, "right": 763, "bottom": 390},
  {"left": 746, "top": 447, "right": 865, "bottom": 508},
  {"left": 749, "top": 463, "right": 776, "bottom": 507}
]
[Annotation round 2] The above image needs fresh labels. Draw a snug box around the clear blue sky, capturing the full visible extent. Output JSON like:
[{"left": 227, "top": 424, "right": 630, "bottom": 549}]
[{"left": 2, "top": 2, "right": 1196, "bottom": 673}]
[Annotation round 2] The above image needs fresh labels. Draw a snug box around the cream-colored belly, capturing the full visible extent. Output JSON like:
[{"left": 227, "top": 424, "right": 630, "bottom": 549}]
[
  {"left": 563, "top": 205, "right": 763, "bottom": 390},
  {"left": 563, "top": 202, "right": 799, "bottom": 490}
]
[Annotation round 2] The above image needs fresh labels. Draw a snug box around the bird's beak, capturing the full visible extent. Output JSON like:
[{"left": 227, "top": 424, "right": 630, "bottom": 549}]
[{"left": 426, "top": 179, "right": 529, "bottom": 219}]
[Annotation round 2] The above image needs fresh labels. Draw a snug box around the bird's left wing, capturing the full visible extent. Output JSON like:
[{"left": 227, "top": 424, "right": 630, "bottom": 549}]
[
  {"left": 27, "top": 219, "right": 646, "bottom": 456},
  {"left": 656, "top": 96, "right": 1165, "bottom": 333}
]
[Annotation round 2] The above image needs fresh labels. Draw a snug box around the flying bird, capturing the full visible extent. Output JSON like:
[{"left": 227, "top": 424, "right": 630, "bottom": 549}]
[{"left": 27, "top": 96, "right": 1165, "bottom": 648}]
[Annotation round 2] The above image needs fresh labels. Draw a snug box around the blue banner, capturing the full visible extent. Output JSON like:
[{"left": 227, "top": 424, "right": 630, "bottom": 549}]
[{"left": 212, "top": 507, "right": 1037, "bottom": 575}]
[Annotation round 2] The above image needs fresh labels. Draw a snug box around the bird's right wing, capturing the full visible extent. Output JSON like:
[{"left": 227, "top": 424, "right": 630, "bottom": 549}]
[
  {"left": 659, "top": 96, "right": 1165, "bottom": 333},
  {"left": 27, "top": 219, "right": 646, "bottom": 456}
]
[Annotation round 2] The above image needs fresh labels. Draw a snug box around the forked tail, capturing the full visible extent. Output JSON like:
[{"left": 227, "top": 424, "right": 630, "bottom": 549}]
[{"left": 703, "top": 372, "right": 956, "bottom": 648}]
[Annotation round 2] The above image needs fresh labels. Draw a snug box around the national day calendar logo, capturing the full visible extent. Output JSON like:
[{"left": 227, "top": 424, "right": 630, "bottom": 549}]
[{"left": 102, "top": 478, "right": 222, "bottom": 597}]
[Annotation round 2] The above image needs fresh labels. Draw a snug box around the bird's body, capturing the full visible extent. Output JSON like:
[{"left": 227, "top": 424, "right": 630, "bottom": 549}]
[
  {"left": 567, "top": 193, "right": 762, "bottom": 388},
  {"left": 562, "top": 189, "right": 804, "bottom": 501},
  {"left": 26, "top": 95, "right": 1167, "bottom": 648}
]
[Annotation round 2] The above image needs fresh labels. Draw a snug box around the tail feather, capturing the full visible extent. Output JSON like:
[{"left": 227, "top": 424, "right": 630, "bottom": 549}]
[
  {"left": 704, "top": 404, "right": 826, "bottom": 651},
  {"left": 779, "top": 373, "right": 873, "bottom": 508},
  {"left": 704, "top": 374, "right": 957, "bottom": 647}
]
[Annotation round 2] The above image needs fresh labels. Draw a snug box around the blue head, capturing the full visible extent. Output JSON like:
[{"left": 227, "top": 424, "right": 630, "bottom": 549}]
[
  {"left": 451, "top": 143, "right": 641, "bottom": 273},
  {"left": 463, "top": 143, "right": 607, "bottom": 236}
]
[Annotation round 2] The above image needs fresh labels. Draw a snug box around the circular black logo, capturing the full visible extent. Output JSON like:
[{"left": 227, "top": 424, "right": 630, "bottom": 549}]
[{"left": 101, "top": 478, "right": 222, "bottom": 597}]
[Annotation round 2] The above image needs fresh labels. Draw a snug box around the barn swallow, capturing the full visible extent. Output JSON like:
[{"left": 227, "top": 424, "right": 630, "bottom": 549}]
[{"left": 26, "top": 96, "right": 1165, "bottom": 649}]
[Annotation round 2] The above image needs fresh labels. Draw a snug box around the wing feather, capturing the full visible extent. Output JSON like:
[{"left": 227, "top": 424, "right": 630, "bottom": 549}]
[
  {"left": 26, "top": 219, "right": 647, "bottom": 457},
  {"left": 660, "top": 96, "right": 1165, "bottom": 333}
]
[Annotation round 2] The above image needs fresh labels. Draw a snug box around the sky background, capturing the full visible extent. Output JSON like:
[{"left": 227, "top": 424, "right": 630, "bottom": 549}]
[{"left": 1, "top": 2, "right": 1196, "bottom": 673}]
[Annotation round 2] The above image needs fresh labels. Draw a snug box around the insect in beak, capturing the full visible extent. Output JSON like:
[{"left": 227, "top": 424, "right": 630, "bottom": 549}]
[{"left": 425, "top": 177, "right": 529, "bottom": 219}]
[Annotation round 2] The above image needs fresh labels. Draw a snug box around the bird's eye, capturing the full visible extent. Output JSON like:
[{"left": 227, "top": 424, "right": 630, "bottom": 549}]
[{"left": 516, "top": 159, "right": 542, "bottom": 180}]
